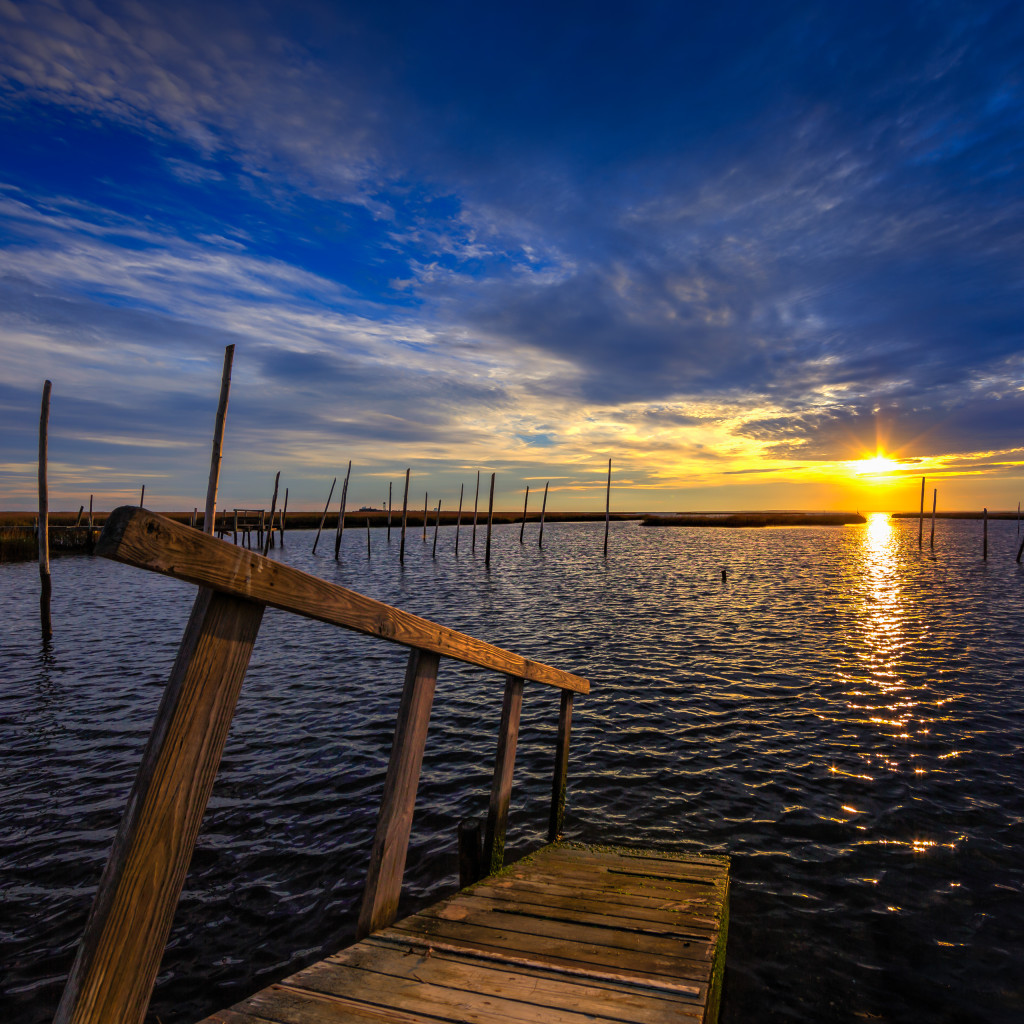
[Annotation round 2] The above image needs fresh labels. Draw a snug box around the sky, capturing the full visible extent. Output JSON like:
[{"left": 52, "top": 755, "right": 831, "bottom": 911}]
[{"left": 1, "top": 0, "right": 1022, "bottom": 513}]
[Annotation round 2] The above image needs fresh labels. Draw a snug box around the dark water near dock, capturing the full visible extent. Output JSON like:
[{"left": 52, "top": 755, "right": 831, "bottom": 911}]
[{"left": 2, "top": 515, "right": 1023, "bottom": 1023}]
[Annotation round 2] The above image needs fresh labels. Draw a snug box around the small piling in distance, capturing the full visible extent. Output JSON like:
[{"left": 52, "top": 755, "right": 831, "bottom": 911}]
[
  {"left": 455, "top": 482, "right": 464, "bottom": 555},
  {"left": 539, "top": 480, "right": 548, "bottom": 549},
  {"left": 400, "top": 468, "right": 410, "bottom": 564},
  {"left": 335, "top": 460, "right": 351, "bottom": 558},
  {"left": 603, "top": 458, "right": 611, "bottom": 557},
  {"left": 520, "top": 485, "right": 529, "bottom": 543},
  {"left": 983, "top": 507, "right": 988, "bottom": 561},
  {"left": 485, "top": 472, "right": 495, "bottom": 567},
  {"left": 366, "top": 518, "right": 371, "bottom": 557},
  {"left": 263, "top": 472, "right": 280, "bottom": 557},
  {"left": 422, "top": 493, "right": 428, "bottom": 541},
  {"left": 918, "top": 477, "right": 925, "bottom": 549},
  {"left": 38, "top": 379, "right": 52, "bottom": 641},
  {"left": 75, "top": 505, "right": 84, "bottom": 527},
  {"left": 432, "top": 500, "right": 441, "bottom": 558},
  {"left": 930, "top": 488, "right": 937, "bottom": 550},
  {"left": 139, "top": 485, "right": 145, "bottom": 507},
  {"left": 387, "top": 481, "right": 392, "bottom": 542},
  {"left": 88, "top": 494, "right": 94, "bottom": 530},
  {"left": 204, "top": 344, "right": 234, "bottom": 535},
  {"left": 312, "top": 478, "right": 337, "bottom": 554},
  {"left": 472, "top": 470, "right": 480, "bottom": 552}
]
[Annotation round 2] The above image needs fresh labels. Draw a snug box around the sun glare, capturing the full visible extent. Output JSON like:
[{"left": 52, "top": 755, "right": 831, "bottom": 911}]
[{"left": 854, "top": 454, "right": 899, "bottom": 477}]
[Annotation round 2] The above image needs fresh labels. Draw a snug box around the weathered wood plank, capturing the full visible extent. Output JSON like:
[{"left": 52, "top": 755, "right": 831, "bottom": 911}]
[
  {"left": 357, "top": 649, "right": 439, "bottom": 939},
  {"left": 484, "top": 674, "right": 524, "bottom": 872},
  {"left": 56, "top": 589, "right": 264, "bottom": 1024},
  {"left": 95, "top": 507, "right": 588, "bottom": 693}
]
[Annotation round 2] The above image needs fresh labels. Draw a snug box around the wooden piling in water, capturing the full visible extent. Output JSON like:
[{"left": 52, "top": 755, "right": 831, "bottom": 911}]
[
  {"left": 335, "top": 460, "right": 351, "bottom": 558},
  {"left": 472, "top": 469, "right": 480, "bottom": 552},
  {"left": 983, "top": 507, "right": 988, "bottom": 561},
  {"left": 604, "top": 457, "right": 611, "bottom": 557},
  {"left": 422, "top": 492, "right": 428, "bottom": 541},
  {"left": 263, "top": 472, "right": 280, "bottom": 557},
  {"left": 400, "top": 468, "right": 410, "bottom": 564},
  {"left": 548, "top": 689, "right": 574, "bottom": 842},
  {"left": 366, "top": 518, "right": 371, "bottom": 557},
  {"left": 312, "top": 478, "right": 336, "bottom": 555},
  {"left": 930, "top": 488, "right": 937, "bottom": 550},
  {"left": 281, "top": 488, "right": 288, "bottom": 542},
  {"left": 204, "top": 344, "right": 234, "bottom": 535},
  {"left": 387, "top": 481, "right": 392, "bottom": 541},
  {"left": 455, "top": 482, "right": 463, "bottom": 555},
  {"left": 485, "top": 472, "right": 495, "bottom": 567},
  {"left": 520, "top": 485, "right": 529, "bottom": 543},
  {"left": 89, "top": 494, "right": 94, "bottom": 530},
  {"left": 139, "top": 485, "right": 144, "bottom": 507},
  {"left": 539, "top": 479, "right": 548, "bottom": 548},
  {"left": 918, "top": 477, "right": 925, "bottom": 549},
  {"left": 432, "top": 500, "right": 441, "bottom": 558},
  {"left": 38, "top": 379, "right": 52, "bottom": 642}
]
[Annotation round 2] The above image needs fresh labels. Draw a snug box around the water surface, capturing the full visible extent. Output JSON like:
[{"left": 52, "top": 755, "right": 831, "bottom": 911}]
[{"left": 2, "top": 515, "right": 1022, "bottom": 1022}]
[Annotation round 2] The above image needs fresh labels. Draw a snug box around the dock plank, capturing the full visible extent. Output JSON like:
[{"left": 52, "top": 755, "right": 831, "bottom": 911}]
[{"left": 196, "top": 843, "right": 729, "bottom": 1024}]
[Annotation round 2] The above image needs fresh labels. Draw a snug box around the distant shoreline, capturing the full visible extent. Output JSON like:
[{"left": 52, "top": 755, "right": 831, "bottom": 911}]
[{"left": 641, "top": 512, "right": 865, "bottom": 528}]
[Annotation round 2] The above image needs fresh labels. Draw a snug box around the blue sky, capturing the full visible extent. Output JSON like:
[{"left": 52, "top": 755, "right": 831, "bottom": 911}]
[{"left": 1, "top": 0, "right": 1022, "bottom": 512}]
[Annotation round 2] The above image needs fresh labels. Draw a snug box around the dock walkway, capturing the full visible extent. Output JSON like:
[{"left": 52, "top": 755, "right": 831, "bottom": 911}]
[{"left": 200, "top": 843, "right": 729, "bottom": 1024}]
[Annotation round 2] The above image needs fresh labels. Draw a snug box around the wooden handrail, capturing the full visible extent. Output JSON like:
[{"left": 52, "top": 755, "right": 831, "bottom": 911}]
[{"left": 96, "top": 507, "right": 589, "bottom": 693}]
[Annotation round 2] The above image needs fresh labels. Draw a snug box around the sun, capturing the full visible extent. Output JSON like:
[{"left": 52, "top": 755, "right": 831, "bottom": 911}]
[{"left": 853, "top": 453, "right": 899, "bottom": 476}]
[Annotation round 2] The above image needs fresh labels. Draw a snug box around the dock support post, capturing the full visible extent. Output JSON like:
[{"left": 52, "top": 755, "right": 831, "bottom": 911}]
[
  {"left": 358, "top": 648, "right": 440, "bottom": 939},
  {"left": 38, "top": 379, "right": 52, "bottom": 642},
  {"left": 458, "top": 818, "right": 484, "bottom": 887},
  {"left": 53, "top": 588, "right": 263, "bottom": 1024},
  {"left": 548, "top": 690, "right": 574, "bottom": 842},
  {"left": 484, "top": 674, "right": 524, "bottom": 874}
]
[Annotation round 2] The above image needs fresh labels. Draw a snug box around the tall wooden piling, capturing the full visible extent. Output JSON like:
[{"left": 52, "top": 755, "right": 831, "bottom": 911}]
[
  {"left": 918, "top": 477, "right": 925, "bottom": 549},
  {"left": 603, "top": 458, "right": 611, "bottom": 557},
  {"left": 38, "top": 379, "right": 52, "bottom": 642},
  {"left": 89, "top": 494, "right": 94, "bottom": 530},
  {"left": 387, "top": 481, "right": 392, "bottom": 541},
  {"left": 139, "top": 485, "right": 145, "bottom": 507},
  {"left": 539, "top": 480, "right": 548, "bottom": 548},
  {"left": 400, "top": 468, "right": 410, "bottom": 564},
  {"left": 485, "top": 472, "right": 495, "bottom": 567},
  {"left": 930, "top": 488, "right": 937, "bottom": 550},
  {"left": 455, "top": 482, "right": 464, "bottom": 555},
  {"left": 335, "top": 460, "right": 351, "bottom": 558},
  {"left": 983, "top": 507, "right": 988, "bottom": 561},
  {"left": 204, "top": 344, "right": 234, "bottom": 535},
  {"left": 75, "top": 505, "right": 84, "bottom": 528},
  {"left": 520, "top": 485, "right": 529, "bottom": 543},
  {"left": 263, "top": 472, "right": 280, "bottom": 557},
  {"left": 472, "top": 470, "right": 480, "bottom": 552},
  {"left": 312, "top": 478, "right": 337, "bottom": 554},
  {"left": 432, "top": 500, "right": 441, "bottom": 558}
]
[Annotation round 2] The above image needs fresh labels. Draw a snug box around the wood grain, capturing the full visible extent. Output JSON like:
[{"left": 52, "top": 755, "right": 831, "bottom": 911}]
[
  {"left": 54, "top": 588, "right": 263, "bottom": 1024},
  {"left": 548, "top": 689, "right": 573, "bottom": 842},
  {"left": 96, "top": 507, "right": 589, "bottom": 692},
  {"left": 484, "top": 675, "right": 524, "bottom": 872}
]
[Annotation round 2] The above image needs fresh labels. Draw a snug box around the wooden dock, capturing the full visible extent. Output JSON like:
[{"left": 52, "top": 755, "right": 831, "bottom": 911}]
[{"left": 200, "top": 843, "right": 729, "bottom": 1024}]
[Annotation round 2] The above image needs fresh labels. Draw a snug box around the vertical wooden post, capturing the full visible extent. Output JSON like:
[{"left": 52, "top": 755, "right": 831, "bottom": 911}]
[
  {"left": 281, "top": 488, "right": 288, "bottom": 542},
  {"left": 38, "top": 379, "right": 52, "bottom": 642},
  {"left": 432, "top": 500, "right": 441, "bottom": 558},
  {"left": 335, "top": 460, "right": 352, "bottom": 558},
  {"left": 485, "top": 472, "right": 495, "bottom": 567},
  {"left": 89, "top": 494, "right": 94, "bottom": 530},
  {"left": 422, "top": 492, "right": 428, "bottom": 541},
  {"left": 53, "top": 589, "right": 264, "bottom": 1024},
  {"left": 139, "top": 485, "right": 144, "bottom": 508},
  {"left": 484, "top": 674, "right": 524, "bottom": 874},
  {"left": 204, "top": 345, "right": 234, "bottom": 535},
  {"left": 983, "top": 508, "right": 988, "bottom": 561},
  {"left": 357, "top": 648, "right": 440, "bottom": 939},
  {"left": 472, "top": 470, "right": 480, "bottom": 552},
  {"left": 366, "top": 518, "right": 371, "bottom": 557},
  {"left": 918, "top": 477, "right": 925, "bottom": 549},
  {"left": 75, "top": 505, "right": 84, "bottom": 527},
  {"left": 520, "top": 485, "right": 529, "bottom": 543},
  {"left": 548, "top": 690, "right": 574, "bottom": 842},
  {"left": 263, "top": 472, "right": 280, "bottom": 557},
  {"left": 387, "top": 481, "right": 393, "bottom": 542},
  {"left": 603, "top": 458, "right": 611, "bottom": 557},
  {"left": 930, "top": 488, "right": 937, "bottom": 550},
  {"left": 455, "top": 482, "right": 464, "bottom": 555},
  {"left": 539, "top": 480, "right": 549, "bottom": 549},
  {"left": 312, "top": 478, "right": 336, "bottom": 554},
  {"left": 400, "top": 468, "right": 410, "bottom": 564}
]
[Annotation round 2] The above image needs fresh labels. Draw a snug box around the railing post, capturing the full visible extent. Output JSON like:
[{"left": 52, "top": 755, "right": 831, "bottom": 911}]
[
  {"left": 54, "top": 588, "right": 264, "bottom": 1024},
  {"left": 548, "top": 689, "right": 574, "bottom": 842},
  {"left": 357, "top": 648, "right": 440, "bottom": 939},
  {"left": 484, "top": 674, "right": 524, "bottom": 874}
]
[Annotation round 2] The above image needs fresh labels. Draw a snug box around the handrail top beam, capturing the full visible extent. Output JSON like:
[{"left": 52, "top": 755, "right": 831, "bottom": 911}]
[{"left": 96, "top": 507, "right": 589, "bottom": 693}]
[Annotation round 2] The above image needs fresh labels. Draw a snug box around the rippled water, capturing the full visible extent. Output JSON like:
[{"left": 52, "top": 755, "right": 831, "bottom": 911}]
[{"left": 2, "top": 515, "right": 1023, "bottom": 1023}]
